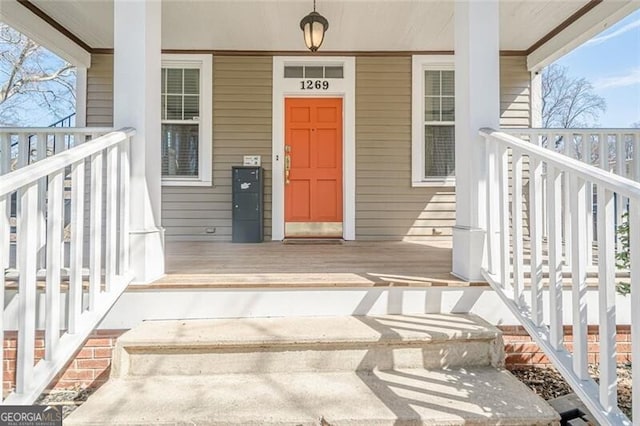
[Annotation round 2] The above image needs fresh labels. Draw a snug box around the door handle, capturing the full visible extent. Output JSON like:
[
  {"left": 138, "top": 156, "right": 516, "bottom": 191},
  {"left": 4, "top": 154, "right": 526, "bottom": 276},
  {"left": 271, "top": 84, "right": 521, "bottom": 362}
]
[{"left": 285, "top": 153, "right": 291, "bottom": 184}]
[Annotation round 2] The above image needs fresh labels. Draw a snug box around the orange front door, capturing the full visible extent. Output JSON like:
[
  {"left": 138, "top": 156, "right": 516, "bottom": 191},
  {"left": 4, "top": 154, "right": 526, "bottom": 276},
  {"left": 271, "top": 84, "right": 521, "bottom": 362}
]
[{"left": 284, "top": 98, "right": 343, "bottom": 237}]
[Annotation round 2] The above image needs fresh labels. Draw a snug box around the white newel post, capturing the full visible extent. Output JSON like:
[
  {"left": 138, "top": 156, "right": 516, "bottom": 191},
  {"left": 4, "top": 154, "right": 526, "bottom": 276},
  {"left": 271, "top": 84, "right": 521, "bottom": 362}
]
[
  {"left": 452, "top": 0, "right": 500, "bottom": 281},
  {"left": 113, "top": 0, "right": 164, "bottom": 283}
]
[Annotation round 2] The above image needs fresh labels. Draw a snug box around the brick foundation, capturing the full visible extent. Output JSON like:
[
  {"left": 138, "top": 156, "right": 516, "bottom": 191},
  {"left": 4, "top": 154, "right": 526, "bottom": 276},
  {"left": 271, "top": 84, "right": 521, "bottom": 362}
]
[
  {"left": 500, "top": 325, "right": 632, "bottom": 369},
  {"left": 1, "top": 325, "right": 633, "bottom": 394},
  {"left": 3, "top": 330, "right": 125, "bottom": 394}
]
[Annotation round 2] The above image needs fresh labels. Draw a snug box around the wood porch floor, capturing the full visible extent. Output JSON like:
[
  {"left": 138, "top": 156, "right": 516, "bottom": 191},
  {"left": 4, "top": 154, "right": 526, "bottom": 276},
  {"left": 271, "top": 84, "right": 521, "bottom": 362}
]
[{"left": 141, "top": 239, "right": 483, "bottom": 289}]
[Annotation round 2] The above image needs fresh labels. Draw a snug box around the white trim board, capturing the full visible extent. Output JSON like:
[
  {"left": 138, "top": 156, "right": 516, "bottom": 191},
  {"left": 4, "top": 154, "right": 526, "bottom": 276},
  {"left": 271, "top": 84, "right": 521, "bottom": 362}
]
[
  {"left": 3, "top": 287, "right": 631, "bottom": 330},
  {"left": 89, "top": 287, "right": 628, "bottom": 329},
  {"left": 272, "top": 56, "right": 356, "bottom": 241}
]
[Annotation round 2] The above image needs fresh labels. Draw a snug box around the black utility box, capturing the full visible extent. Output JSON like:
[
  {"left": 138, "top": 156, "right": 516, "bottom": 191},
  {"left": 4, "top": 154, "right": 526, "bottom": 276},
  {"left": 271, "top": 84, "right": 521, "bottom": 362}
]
[{"left": 232, "top": 166, "right": 264, "bottom": 243}]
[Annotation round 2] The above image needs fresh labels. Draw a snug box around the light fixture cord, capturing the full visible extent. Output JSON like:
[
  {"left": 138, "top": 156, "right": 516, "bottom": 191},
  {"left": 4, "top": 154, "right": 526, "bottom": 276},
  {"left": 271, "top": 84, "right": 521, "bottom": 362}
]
[{"left": 313, "top": 0, "right": 316, "bottom": 12}]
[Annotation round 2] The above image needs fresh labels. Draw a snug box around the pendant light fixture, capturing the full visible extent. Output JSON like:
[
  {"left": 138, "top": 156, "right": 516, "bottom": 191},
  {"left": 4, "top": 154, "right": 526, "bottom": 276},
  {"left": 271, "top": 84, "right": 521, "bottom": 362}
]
[{"left": 300, "top": 0, "right": 329, "bottom": 52}]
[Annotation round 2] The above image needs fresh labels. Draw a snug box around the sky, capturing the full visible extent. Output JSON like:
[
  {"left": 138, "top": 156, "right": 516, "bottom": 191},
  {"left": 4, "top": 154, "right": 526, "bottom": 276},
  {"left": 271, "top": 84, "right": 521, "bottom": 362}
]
[{"left": 555, "top": 8, "right": 640, "bottom": 128}]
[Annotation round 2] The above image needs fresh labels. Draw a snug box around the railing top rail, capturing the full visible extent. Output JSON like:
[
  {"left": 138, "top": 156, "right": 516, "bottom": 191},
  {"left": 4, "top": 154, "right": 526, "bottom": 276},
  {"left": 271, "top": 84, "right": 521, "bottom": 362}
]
[
  {"left": 502, "top": 128, "right": 640, "bottom": 134},
  {"left": 0, "top": 128, "right": 135, "bottom": 198},
  {"left": 481, "top": 128, "right": 640, "bottom": 200},
  {"left": 0, "top": 127, "right": 115, "bottom": 134}
]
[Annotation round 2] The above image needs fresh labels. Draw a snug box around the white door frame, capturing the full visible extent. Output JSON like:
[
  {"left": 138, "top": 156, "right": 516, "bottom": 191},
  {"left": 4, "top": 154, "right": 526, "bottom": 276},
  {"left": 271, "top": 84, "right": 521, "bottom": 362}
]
[{"left": 272, "top": 56, "right": 356, "bottom": 241}]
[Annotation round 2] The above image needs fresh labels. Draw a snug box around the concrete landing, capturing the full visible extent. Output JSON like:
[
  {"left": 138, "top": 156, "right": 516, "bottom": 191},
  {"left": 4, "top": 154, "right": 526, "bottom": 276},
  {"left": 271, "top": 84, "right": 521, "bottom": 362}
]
[{"left": 66, "top": 368, "right": 559, "bottom": 425}]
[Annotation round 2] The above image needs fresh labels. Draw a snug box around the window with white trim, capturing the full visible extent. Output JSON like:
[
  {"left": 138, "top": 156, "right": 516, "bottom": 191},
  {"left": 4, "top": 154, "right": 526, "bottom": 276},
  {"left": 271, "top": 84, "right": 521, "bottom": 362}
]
[
  {"left": 161, "top": 54, "right": 212, "bottom": 186},
  {"left": 412, "top": 56, "right": 455, "bottom": 186}
]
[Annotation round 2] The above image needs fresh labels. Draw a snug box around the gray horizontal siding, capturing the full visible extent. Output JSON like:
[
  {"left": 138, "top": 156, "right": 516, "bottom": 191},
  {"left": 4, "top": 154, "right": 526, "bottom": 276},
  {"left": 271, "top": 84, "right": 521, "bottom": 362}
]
[
  {"left": 162, "top": 56, "right": 273, "bottom": 241},
  {"left": 86, "top": 54, "right": 113, "bottom": 127},
  {"left": 86, "top": 53, "right": 530, "bottom": 242},
  {"left": 500, "top": 56, "right": 531, "bottom": 128},
  {"left": 355, "top": 56, "right": 454, "bottom": 240},
  {"left": 355, "top": 55, "right": 531, "bottom": 240}
]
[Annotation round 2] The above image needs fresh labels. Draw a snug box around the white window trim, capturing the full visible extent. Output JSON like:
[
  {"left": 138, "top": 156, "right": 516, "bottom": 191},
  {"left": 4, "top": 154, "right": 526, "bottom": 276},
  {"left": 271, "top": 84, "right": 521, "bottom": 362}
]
[
  {"left": 272, "top": 56, "right": 356, "bottom": 241},
  {"left": 411, "top": 55, "right": 455, "bottom": 187},
  {"left": 161, "top": 54, "right": 212, "bottom": 187}
]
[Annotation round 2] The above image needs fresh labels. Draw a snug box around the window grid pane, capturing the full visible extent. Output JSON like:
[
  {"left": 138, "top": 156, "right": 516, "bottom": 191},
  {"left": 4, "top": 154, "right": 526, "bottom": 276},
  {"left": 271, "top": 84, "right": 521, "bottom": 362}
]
[
  {"left": 161, "top": 66, "right": 202, "bottom": 179},
  {"left": 162, "top": 123, "right": 199, "bottom": 177},
  {"left": 423, "top": 69, "right": 455, "bottom": 179},
  {"left": 424, "top": 125, "right": 455, "bottom": 178}
]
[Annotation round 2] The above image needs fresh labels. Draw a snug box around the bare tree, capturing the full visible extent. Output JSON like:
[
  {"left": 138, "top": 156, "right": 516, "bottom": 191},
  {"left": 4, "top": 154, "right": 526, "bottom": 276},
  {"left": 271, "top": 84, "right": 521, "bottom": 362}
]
[
  {"left": 0, "top": 23, "right": 75, "bottom": 126},
  {"left": 542, "top": 64, "right": 606, "bottom": 129},
  {"left": 632, "top": 121, "right": 640, "bottom": 128},
  {"left": 541, "top": 64, "right": 607, "bottom": 160}
]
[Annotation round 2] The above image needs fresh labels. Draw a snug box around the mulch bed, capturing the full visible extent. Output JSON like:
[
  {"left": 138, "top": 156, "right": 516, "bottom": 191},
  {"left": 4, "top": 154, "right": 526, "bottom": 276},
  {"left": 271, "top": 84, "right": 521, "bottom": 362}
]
[
  {"left": 36, "top": 388, "right": 93, "bottom": 419},
  {"left": 510, "top": 363, "right": 632, "bottom": 420}
]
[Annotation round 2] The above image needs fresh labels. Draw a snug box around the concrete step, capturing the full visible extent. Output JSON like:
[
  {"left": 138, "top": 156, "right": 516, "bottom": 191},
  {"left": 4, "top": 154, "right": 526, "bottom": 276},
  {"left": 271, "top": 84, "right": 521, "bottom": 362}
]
[
  {"left": 112, "top": 314, "right": 505, "bottom": 377},
  {"left": 66, "top": 368, "right": 559, "bottom": 425}
]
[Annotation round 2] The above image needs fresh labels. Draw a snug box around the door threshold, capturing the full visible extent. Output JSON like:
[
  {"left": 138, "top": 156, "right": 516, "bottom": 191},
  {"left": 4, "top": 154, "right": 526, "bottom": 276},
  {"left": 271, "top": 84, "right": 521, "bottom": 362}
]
[{"left": 283, "top": 238, "right": 344, "bottom": 245}]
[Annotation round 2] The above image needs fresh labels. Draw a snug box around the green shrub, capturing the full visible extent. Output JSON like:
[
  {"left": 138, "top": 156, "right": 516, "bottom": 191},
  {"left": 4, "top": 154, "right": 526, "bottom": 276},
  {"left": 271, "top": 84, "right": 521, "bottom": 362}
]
[{"left": 616, "top": 212, "right": 631, "bottom": 296}]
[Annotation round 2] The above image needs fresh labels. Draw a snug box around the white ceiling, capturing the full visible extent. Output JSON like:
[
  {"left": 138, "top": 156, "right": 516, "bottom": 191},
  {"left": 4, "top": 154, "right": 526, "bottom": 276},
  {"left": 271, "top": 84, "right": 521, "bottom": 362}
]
[{"left": 26, "top": 0, "right": 614, "bottom": 52}]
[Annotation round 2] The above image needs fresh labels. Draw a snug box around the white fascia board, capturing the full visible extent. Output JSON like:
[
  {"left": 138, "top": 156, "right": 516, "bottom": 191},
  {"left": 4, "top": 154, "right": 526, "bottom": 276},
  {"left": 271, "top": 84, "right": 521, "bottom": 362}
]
[
  {"left": 0, "top": 0, "right": 91, "bottom": 67},
  {"left": 527, "top": 0, "right": 640, "bottom": 72}
]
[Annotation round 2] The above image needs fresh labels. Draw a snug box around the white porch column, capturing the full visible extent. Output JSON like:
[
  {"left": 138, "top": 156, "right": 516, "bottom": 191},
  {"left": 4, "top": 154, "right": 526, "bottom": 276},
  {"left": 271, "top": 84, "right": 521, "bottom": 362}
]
[
  {"left": 452, "top": 0, "right": 500, "bottom": 282},
  {"left": 530, "top": 71, "right": 543, "bottom": 128},
  {"left": 75, "top": 67, "right": 87, "bottom": 127},
  {"left": 113, "top": 0, "right": 164, "bottom": 283}
]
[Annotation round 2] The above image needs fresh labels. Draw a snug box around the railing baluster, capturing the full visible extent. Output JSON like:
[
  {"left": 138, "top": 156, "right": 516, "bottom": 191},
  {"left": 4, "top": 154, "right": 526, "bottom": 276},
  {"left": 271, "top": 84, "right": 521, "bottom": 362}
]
[
  {"left": 89, "top": 152, "right": 103, "bottom": 310},
  {"left": 581, "top": 133, "right": 593, "bottom": 266},
  {"left": 630, "top": 199, "right": 640, "bottom": 423},
  {"left": 68, "top": 160, "right": 85, "bottom": 334},
  {"left": 118, "top": 138, "right": 130, "bottom": 275},
  {"left": 547, "top": 165, "right": 564, "bottom": 349},
  {"left": 0, "top": 134, "right": 8, "bottom": 402},
  {"left": 45, "top": 170, "right": 64, "bottom": 360},
  {"left": 498, "top": 143, "right": 510, "bottom": 288},
  {"left": 563, "top": 132, "right": 573, "bottom": 268},
  {"left": 16, "top": 182, "right": 38, "bottom": 395},
  {"left": 529, "top": 156, "right": 543, "bottom": 326},
  {"left": 616, "top": 134, "right": 626, "bottom": 240},
  {"left": 486, "top": 136, "right": 499, "bottom": 275},
  {"left": 106, "top": 146, "right": 118, "bottom": 290},
  {"left": 53, "top": 133, "right": 65, "bottom": 154},
  {"left": 17, "top": 133, "right": 29, "bottom": 169},
  {"left": 569, "top": 174, "right": 589, "bottom": 380},
  {"left": 632, "top": 132, "right": 640, "bottom": 182},
  {"left": 597, "top": 185, "right": 617, "bottom": 411},
  {"left": 16, "top": 133, "right": 29, "bottom": 267},
  {"left": 36, "top": 133, "right": 47, "bottom": 271},
  {"left": 512, "top": 150, "right": 524, "bottom": 305},
  {"left": 597, "top": 136, "right": 617, "bottom": 409},
  {"left": 0, "top": 134, "right": 10, "bottom": 271}
]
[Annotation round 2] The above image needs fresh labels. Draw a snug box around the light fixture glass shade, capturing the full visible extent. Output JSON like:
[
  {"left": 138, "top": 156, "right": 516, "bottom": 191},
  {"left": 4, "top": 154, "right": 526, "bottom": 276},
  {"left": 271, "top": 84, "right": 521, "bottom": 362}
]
[{"left": 300, "top": 11, "right": 329, "bottom": 52}]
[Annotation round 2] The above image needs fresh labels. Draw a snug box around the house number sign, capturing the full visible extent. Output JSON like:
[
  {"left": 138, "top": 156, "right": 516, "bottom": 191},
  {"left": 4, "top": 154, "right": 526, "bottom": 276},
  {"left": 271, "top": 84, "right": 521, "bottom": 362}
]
[{"left": 300, "top": 80, "right": 329, "bottom": 90}]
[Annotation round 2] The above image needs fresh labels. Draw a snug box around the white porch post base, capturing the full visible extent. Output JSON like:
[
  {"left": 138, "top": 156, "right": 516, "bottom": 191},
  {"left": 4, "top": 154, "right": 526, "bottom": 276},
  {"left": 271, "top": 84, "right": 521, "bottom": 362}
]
[
  {"left": 452, "top": 226, "right": 486, "bottom": 282},
  {"left": 129, "top": 227, "right": 165, "bottom": 284}
]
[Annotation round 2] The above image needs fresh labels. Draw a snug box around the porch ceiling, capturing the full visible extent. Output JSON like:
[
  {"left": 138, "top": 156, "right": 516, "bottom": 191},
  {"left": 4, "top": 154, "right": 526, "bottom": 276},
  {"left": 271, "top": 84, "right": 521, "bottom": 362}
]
[{"left": 27, "top": 0, "right": 608, "bottom": 53}]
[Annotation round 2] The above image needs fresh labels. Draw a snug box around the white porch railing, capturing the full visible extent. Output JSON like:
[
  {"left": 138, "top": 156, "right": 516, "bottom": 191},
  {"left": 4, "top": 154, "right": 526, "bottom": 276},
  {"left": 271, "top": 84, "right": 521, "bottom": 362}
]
[
  {"left": 0, "top": 128, "right": 135, "bottom": 404},
  {"left": 481, "top": 128, "right": 638, "bottom": 425},
  {"left": 504, "top": 129, "right": 640, "bottom": 270}
]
